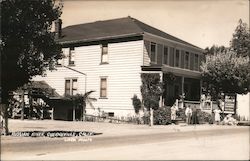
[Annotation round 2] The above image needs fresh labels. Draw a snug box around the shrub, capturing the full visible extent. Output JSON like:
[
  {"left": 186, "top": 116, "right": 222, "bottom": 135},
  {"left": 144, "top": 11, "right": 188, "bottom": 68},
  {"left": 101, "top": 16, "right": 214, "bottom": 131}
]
[
  {"left": 131, "top": 95, "right": 141, "bottom": 114},
  {"left": 197, "top": 110, "right": 213, "bottom": 124},
  {"left": 153, "top": 107, "right": 171, "bottom": 125}
]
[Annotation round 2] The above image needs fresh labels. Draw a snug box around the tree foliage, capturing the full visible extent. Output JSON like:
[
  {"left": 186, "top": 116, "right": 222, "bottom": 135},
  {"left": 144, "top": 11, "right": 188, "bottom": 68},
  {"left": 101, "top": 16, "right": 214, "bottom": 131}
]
[
  {"left": 204, "top": 45, "right": 228, "bottom": 55},
  {"left": 141, "top": 73, "right": 163, "bottom": 111},
  {"left": 230, "top": 19, "right": 250, "bottom": 57},
  {"left": 201, "top": 51, "right": 250, "bottom": 98},
  {"left": 1, "top": 0, "right": 63, "bottom": 104}
]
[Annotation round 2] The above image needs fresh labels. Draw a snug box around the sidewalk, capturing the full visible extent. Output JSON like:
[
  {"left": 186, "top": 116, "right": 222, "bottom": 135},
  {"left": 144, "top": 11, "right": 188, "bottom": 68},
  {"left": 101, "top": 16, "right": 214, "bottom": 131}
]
[{"left": 2, "top": 119, "right": 249, "bottom": 139}]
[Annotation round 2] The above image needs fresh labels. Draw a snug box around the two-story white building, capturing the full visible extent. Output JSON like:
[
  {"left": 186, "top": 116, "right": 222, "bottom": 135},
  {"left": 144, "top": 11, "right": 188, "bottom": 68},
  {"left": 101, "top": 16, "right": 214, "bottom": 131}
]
[{"left": 33, "top": 17, "right": 204, "bottom": 120}]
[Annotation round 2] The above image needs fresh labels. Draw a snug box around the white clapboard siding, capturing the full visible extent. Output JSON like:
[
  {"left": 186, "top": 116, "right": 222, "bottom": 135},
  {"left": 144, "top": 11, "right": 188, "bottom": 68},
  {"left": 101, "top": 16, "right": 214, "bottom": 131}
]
[{"left": 33, "top": 40, "right": 144, "bottom": 117}]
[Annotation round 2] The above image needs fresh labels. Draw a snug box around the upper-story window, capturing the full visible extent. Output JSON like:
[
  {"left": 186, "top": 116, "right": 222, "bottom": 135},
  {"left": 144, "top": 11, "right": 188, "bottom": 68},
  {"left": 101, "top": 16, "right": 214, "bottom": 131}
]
[
  {"left": 101, "top": 44, "right": 108, "bottom": 64},
  {"left": 184, "top": 51, "right": 189, "bottom": 69},
  {"left": 175, "top": 49, "right": 180, "bottom": 67},
  {"left": 69, "top": 47, "right": 75, "bottom": 66},
  {"left": 65, "top": 78, "right": 77, "bottom": 96},
  {"left": 194, "top": 54, "right": 199, "bottom": 71},
  {"left": 163, "top": 46, "right": 168, "bottom": 65},
  {"left": 150, "top": 42, "right": 157, "bottom": 63}
]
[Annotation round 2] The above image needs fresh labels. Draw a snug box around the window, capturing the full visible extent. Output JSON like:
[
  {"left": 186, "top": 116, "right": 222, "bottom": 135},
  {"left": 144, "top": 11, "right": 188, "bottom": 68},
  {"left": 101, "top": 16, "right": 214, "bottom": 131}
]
[
  {"left": 108, "top": 112, "right": 114, "bottom": 117},
  {"left": 101, "top": 44, "right": 108, "bottom": 63},
  {"left": 163, "top": 46, "right": 168, "bottom": 65},
  {"left": 184, "top": 52, "right": 189, "bottom": 69},
  {"left": 65, "top": 78, "right": 77, "bottom": 96},
  {"left": 194, "top": 54, "right": 199, "bottom": 71},
  {"left": 69, "top": 47, "right": 75, "bottom": 65},
  {"left": 100, "top": 77, "right": 107, "bottom": 98},
  {"left": 150, "top": 42, "right": 156, "bottom": 63},
  {"left": 175, "top": 49, "right": 180, "bottom": 67}
]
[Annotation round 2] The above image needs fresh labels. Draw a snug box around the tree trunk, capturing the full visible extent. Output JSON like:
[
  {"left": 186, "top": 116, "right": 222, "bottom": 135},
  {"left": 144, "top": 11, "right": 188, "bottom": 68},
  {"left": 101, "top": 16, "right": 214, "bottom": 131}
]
[{"left": 2, "top": 104, "right": 9, "bottom": 135}]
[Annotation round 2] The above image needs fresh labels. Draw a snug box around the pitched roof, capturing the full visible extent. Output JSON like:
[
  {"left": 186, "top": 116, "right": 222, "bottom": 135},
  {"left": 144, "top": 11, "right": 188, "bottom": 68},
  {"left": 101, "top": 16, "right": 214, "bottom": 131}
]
[{"left": 58, "top": 17, "right": 203, "bottom": 50}]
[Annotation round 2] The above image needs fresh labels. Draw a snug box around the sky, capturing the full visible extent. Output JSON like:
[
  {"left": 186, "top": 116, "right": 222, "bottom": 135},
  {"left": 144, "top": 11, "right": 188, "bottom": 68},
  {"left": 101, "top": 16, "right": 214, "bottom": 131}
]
[{"left": 59, "top": 0, "right": 249, "bottom": 49}]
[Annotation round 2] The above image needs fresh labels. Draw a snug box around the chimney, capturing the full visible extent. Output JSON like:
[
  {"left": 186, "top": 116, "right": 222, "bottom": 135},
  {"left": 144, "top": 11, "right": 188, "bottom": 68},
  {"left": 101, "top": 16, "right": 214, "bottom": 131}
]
[{"left": 55, "top": 19, "right": 62, "bottom": 39}]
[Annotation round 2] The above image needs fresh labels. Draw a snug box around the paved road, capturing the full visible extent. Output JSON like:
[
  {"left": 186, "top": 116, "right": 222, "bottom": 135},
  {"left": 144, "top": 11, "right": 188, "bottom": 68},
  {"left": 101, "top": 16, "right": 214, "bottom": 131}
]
[{"left": 2, "top": 127, "right": 249, "bottom": 160}]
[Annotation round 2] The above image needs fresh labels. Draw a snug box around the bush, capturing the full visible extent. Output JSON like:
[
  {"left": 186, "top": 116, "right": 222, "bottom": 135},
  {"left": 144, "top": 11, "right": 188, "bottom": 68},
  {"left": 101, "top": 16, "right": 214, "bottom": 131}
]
[
  {"left": 197, "top": 110, "right": 213, "bottom": 124},
  {"left": 153, "top": 107, "right": 171, "bottom": 125},
  {"left": 131, "top": 95, "right": 141, "bottom": 114}
]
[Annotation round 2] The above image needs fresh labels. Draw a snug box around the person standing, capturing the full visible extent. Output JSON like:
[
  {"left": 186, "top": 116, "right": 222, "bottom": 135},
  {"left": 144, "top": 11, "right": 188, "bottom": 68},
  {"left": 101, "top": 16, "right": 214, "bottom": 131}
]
[
  {"left": 214, "top": 107, "right": 222, "bottom": 125},
  {"left": 185, "top": 105, "right": 192, "bottom": 125},
  {"left": 191, "top": 106, "right": 199, "bottom": 125},
  {"left": 171, "top": 103, "right": 178, "bottom": 124}
]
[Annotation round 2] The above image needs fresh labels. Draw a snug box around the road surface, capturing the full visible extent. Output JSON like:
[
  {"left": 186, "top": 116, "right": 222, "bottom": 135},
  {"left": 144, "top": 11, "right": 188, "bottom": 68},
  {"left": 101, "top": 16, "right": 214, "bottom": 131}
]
[{"left": 2, "top": 127, "right": 249, "bottom": 160}]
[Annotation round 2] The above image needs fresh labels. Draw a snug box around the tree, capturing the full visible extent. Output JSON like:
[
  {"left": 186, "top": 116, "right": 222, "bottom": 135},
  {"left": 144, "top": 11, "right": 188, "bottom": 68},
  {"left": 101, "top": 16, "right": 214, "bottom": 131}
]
[
  {"left": 201, "top": 51, "right": 250, "bottom": 102},
  {"left": 1, "top": 0, "right": 63, "bottom": 134},
  {"left": 230, "top": 19, "right": 250, "bottom": 57},
  {"left": 141, "top": 73, "right": 163, "bottom": 126}
]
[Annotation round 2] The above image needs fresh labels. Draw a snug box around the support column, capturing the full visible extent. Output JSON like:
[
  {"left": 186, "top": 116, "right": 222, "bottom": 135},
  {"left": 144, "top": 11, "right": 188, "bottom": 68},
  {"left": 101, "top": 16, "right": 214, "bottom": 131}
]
[
  {"left": 51, "top": 108, "right": 54, "bottom": 120},
  {"left": 73, "top": 104, "right": 76, "bottom": 121},
  {"left": 160, "top": 72, "right": 164, "bottom": 107},
  {"left": 181, "top": 76, "right": 185, "bottom": 109}
]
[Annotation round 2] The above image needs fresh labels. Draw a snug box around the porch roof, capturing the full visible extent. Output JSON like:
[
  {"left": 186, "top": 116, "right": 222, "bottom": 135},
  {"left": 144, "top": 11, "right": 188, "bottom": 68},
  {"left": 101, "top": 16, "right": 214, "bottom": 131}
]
[{"left": 141, "top": 65, "right": 201, "bottom": 79}]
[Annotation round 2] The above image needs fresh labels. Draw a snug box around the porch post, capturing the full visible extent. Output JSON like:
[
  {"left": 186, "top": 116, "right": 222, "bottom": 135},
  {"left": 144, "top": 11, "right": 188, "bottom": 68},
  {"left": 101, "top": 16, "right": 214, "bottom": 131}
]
[
  {"left": 160, "top": 72, "right": 164, "bottom": 107},
  {"left": 51, "top": 107, "right": 54, "bottom": 120},
  {"left": 73, "top": 104, "right": 76, "bottom": 121},
  {"left": 181, "top": 76, "right": 185, "bottom": 108}
]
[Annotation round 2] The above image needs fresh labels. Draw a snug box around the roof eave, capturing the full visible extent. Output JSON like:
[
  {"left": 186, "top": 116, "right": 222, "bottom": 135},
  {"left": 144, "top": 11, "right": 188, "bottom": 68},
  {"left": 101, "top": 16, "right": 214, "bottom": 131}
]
[{"left": 57, "top": 32, "right": 144, "bottom": 45}]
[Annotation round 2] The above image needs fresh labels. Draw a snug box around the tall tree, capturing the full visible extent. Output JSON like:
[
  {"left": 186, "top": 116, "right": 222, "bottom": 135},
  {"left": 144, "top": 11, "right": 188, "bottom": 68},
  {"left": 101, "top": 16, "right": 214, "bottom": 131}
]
[
  {"left": 1, "top": 0, "right": 63, "bottom": 134},
  {"left": 1, "top": 0, "right": 62, "bottom": 103},
  {"left": 230, "top": 19, "right": 250, "bottom": 57}
]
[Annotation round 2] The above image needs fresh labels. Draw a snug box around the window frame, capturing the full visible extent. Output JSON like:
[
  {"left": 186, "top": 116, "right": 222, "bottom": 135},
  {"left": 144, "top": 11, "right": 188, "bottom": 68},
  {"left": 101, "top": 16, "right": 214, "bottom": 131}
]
[
  {"left": 101, "top": 44, "right": 109, "bottom": 64},
  {"left": 65, "top": 78, "right": 78, "bottom": 96},
  {"left": 100, "top": 77, "right": 108, "bottom": 98},
  {"left": 150, "top": 42, "right": 157, "bottom": 63}
]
